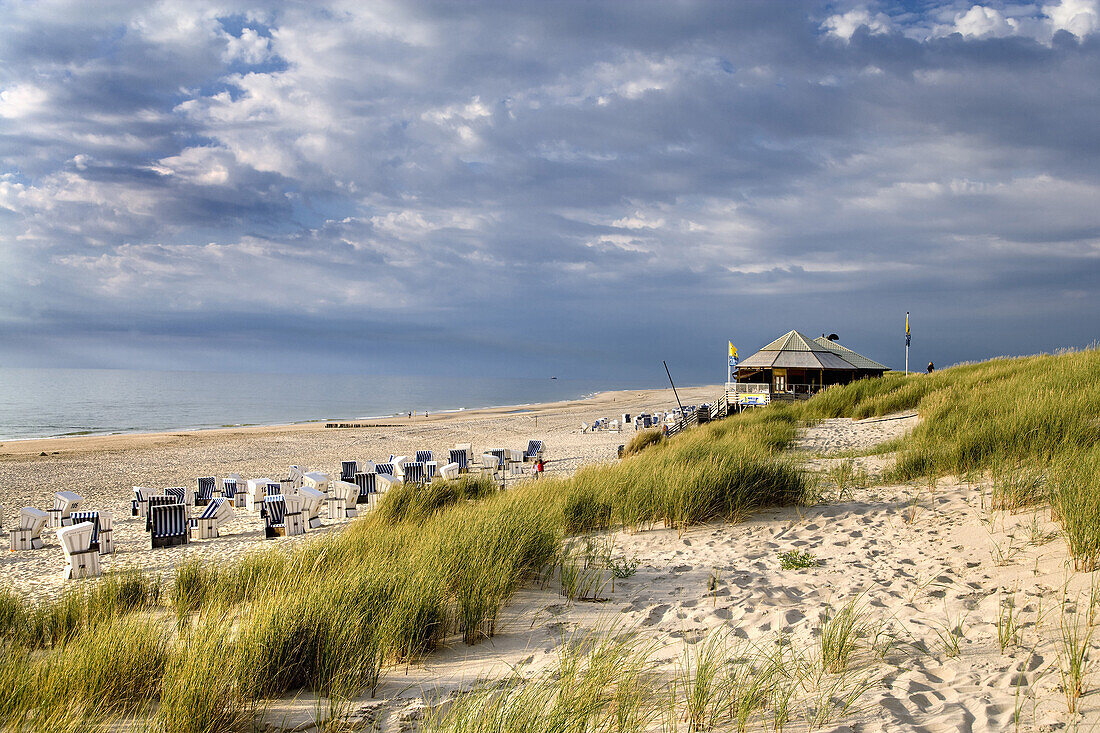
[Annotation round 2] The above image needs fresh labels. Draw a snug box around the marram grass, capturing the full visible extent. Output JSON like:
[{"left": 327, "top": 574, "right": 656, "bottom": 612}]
[{"left": 6, "top": 348, "right": 1097, "bottom": 729}]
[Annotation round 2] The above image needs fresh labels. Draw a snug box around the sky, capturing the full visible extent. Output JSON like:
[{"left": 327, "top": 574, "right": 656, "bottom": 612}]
[{"left": 1, "top": 0, "right": 1098, "bottom": 385}]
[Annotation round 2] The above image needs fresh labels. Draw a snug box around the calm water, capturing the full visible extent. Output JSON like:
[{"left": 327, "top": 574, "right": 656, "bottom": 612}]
[{"left": 0, "top": 368, "right": 648, "bottom": 441}]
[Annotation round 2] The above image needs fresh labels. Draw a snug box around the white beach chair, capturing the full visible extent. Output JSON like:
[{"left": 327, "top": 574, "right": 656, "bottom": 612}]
[
  {"left": 507, "top": 448, "right": 524, "bottom": 464},
  {"left": 425, "top": 461, "right": 438, "bottom": 482},
  {"left": 440, "top": 462, "right": 461, "bottom": 481},
  {"left": 283, "top": 495, "right": 305, "bottom": 537},
  {"left": 389, "top": 456, "right": 408, "bottom": 477},
  {"left": 375, "top": 472, "right": 399, "bottom": 495},
  {"left": 49, "top": 491, "right": 84, "bottom": 528},
  {"left": 246, "top": 478, "right": 274, "bottom": 511},
  {"left": 302, "top": 471, "right": 330, "bottom": 495},
  {"left": 299, "top": 486, "right": 326, "bottom": 529},
  {"left": 223, "top": 474, "right": 247, "bottom": 507},
  {"left": 286, "top": 465, "right": 306, "bottom": 487},
  {"left": 191, "top": 497, "right": 233, "bottom": 540},
  {"left": 132, "top": 486, "right": 153, "bottom": 517},
  {"left": 328, "top": 480, "right": 359, "bottom": 519},
  {"left": 10, "top": 508, "right": 48, "bottom": 551},
  {"left": 58, "top": 522, "right": 100, "bottom": 580}
]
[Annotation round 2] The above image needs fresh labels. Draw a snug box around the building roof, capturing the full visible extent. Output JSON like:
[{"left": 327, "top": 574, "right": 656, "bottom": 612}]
[
  {"left": 812, "top": 336, "right": 888, "bottom": 371},
  {"left": 736, "top": 329, "right": 886, "bottom": 371}
]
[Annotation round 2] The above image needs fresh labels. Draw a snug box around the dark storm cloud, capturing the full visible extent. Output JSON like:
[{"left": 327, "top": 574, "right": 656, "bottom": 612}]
[{"left": 1, "top": 0, "right": 1099, "bottom": 381}]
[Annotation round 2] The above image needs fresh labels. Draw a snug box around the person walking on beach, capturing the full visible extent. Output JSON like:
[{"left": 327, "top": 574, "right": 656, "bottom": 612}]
[
  {"left": 533, "top": 458, "right": 545, "bottom": 479},
  {"left": 927, "top": 361, "right": 934, "bottom": 374}
]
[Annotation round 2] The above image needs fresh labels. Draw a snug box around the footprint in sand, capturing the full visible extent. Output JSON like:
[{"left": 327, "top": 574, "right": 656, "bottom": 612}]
[{"left": 642, "top": 604, "right": 670, "bottom": 626}]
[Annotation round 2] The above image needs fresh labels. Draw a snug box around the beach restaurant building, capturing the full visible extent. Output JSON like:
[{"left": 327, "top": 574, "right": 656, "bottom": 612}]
[{"left": 733, "top": 330, "right": 887, "bottom": 396}]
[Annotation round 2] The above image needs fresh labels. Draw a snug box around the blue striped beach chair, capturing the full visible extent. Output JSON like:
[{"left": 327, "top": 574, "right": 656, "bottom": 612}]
[
  {"left": 69, "top": 511, "right": 100, "bottom": 552},
  {"left": 416, "top": 450, "right": 432, "bottom": 464},
  {"left": 402, "top": 462, "right": 425, "bottom": 485},
  {"left": 195, "top": 477, "right": 216, "bottom": 507},
  {"left": 340, "top": 461, "right": 359, "bottom": 483},
  {"left": 146, "top": 495, "right": 180, "bottom": 531},
  {"left": 191, "top": 497, "right": 226, "bottom": 539},
  {"left": 150, "top": 503, "right": 188, "bottom": 548},
  {"left": 222, "top": 479, "right": 238, "bottom": 500},
  {"left": 448, "top": 449, "right": 468, "bottom": 473},
  {"left": 425, "top": 461, "right": 438, "bottom": 483},
  {"left": 266, "top": 482, "right": 282, "bottom": 497},
  {"left": 524, "top": 440, "right": 544, "bottom": 462},
  {"left": 354, "top": 472, "right": 377, "bottom": 504},
  {"left": 262, "top": 495, "right": 287, "bottom": 538},
  {"left": 163, "top": 487, "right": 187, "bottom": 504},
  {"left": 374, "top": 463, "right": 395, "bottom": 476}
]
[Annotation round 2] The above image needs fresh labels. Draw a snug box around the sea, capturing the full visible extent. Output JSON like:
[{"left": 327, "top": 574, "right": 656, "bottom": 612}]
[{"left": 0, "top": 367, "right": 657, "bottom": 441}]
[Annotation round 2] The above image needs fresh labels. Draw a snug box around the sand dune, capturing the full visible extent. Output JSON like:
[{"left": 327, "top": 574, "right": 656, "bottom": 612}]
[{"left": 4, "top": 400, "right": 1097, "bottom": 731}]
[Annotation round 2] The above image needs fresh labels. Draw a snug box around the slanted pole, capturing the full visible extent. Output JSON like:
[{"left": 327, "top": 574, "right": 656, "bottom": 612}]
[{"left": 663, "top": 360, "right": 685, "bottom": 415}]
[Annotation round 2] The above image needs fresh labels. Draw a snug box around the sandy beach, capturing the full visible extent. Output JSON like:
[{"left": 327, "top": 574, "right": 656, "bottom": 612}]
[
  {"left": 0, "top": 384, "right": 720, "bottom": 598},
  {"left": 3, "top": 389, "right": 1097, "bottom": 732}
]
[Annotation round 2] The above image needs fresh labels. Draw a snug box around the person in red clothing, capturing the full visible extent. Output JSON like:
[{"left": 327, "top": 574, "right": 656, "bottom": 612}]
[{"left": 533, "top": 458, "right": 545, "bottom": 478}]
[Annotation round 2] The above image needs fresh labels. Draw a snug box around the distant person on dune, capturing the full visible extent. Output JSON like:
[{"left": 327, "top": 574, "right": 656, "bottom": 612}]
[{"left": 927, "top": 361, "right": 934, "bottom": 374}]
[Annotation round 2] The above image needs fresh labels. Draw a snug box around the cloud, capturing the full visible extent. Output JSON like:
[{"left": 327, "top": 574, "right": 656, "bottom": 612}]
[{"left": 0, "top": 2, "right": 1098, "bottom": 380}]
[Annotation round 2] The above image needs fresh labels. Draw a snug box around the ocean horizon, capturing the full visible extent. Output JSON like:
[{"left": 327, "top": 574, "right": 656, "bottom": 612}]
[{"left": 0, "top": 367, "right": 678, "bottom": 442}]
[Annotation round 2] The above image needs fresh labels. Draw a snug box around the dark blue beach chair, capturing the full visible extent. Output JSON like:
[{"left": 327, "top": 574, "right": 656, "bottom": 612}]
[
  {"left": 195, "top": 477, "right": 216, "bottom": 507},
  {"left": 150, "top": 503, "right": 188, "bottom": 548}
]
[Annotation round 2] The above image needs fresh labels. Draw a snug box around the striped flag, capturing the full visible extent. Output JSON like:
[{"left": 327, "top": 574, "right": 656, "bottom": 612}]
[{"left": 905, "top": 312, "right": 911, "bottom": 347}]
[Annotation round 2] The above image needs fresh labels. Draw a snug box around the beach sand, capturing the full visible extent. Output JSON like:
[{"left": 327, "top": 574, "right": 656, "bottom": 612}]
[
  {"left": 0, "top": 384, "right": 718, "bottom": 598},
  {"left": 3, "top": 394, "right": 1096, "bottom": 732}
]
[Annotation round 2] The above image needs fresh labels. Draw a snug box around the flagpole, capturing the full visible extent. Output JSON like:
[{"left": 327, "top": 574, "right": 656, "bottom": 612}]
[{"left": 905, "top": 312, "right": 909, "bottom": 376}]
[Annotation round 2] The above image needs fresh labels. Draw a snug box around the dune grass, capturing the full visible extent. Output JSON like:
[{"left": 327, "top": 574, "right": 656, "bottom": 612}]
[
  {"left": 790, "top": 347, "right": 1100, "bottom": 570},
  {"left": 20, "top": 348, "right": 1100, "bottom": 727}
]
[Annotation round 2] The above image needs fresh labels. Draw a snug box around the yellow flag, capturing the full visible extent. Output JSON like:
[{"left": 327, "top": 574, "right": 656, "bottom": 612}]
[{"left": 729, "top": 341, "right": 737, "bottom": 359}]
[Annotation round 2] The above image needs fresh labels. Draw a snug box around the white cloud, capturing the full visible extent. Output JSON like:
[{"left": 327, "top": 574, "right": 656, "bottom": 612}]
[
  {"left": 0, "top": 84, "right": 49, "bottom": 119},
  {"left": 1044, "top": 0, "right": 1100, "bottom": 37},
  {"left": 822, "top": 8, "right": 893, "bottom": 41},
  {"left": 953, "top": 5, "right": 1020, "bottom": 38}
]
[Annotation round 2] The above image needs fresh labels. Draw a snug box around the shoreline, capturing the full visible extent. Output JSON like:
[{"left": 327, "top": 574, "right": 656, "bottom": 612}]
[{"left": 0, "top": 384, "right": 715, "bottom": 451}]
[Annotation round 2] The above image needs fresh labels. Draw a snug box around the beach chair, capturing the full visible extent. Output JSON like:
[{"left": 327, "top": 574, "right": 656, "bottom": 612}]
[
  {"left": 245, "top": 478, "right": 273, "bottom": 511},
  {"left": 354, "top": 472, "right": 378, "bottom": 506},
  {"left": 580, "top": 422, "right": 589, "bottom": 434},
  {"left": 302, "top": 471, "right": 330, "bottom": 495},
  {"left": 279, "top": 479, "right": 298, "bottom": 496},
  {"left": 262, "top": 495, "right": 304, "bottom": 537},
  {"left": 98, "top": 511, "right": 114, "bottom": 554},
  {"left": 416, "top": 450, "right": 432, "bottom": 464},
  {"left": 402, "top": 462, "right": 425, "bottom": 485},
  {"left": 340, "top": 461, "right": 359, "bottom": 483},
  {"left": 58, "top": 522, "right": 101, "bottom": 580},
  {"left": 425, "top": 461, "right": 438, "bottom": 483},
  {"left": 191, "top": 497, "right": 233, "bottom": 540},
  {"left": 299, "top": 486, "right": 326, "bottom": 529},
  {"left": 149, "top": 503, "right": 188, "bottom": 549},
  {"left": 261, "top": 495, "right": 285, "bottom": 538},
  {"left": 132, "top": 486, "right": 153, "bottom": 517},
  {"left": 286, "top": 465, "right": 305, "bottom": 488},
  {"left": 221, "top": 478, "right": 239, "bottom": 502},
  {"left": 163, "top": 487, "right": 187, "bottom": 504},
  {"left": 146, "top": 495, "right": 180, "bottom": 531},
  {"left": 440, "top": 462, "right": 461, "bottom": 481},
  {"left": 266, "top": 482, "right": 283, "bottom": 497},
  {"left": 488, "top": 449, "right": 507, "bottom": 470},
  {"left": 283, "top": 495, "right": 305, "bottom": 536},
  {"left": 49, "top": 491, "right": 84, "bottom": 528},
  {"left": 374, "top": 462, "right": 395, "bottom": 476},
  {"left": 375, "top": 472, "right": 400, "bottom": 494},
  {"left": 448, "top": 449, "right": 469, "bottom": 473},
  {"left": 195, "top": 477, "right": 217, "bottom": 507},
  {"left": 329, "top": 480, "right": 359, "bottom": 519},
  {"left": 524, "top": 440, "right": 544, "bottom": 461},
  {"left": 9, "top": 508, "right": 48, "bottom": 551},
  {"left": 69, "top": 511, "right": 107, "bottom": 553}
]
